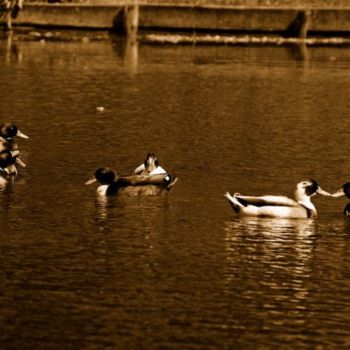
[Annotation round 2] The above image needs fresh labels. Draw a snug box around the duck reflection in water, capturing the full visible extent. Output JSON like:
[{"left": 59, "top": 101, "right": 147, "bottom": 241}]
[
  {"left": 225, "top": 217, "right": 317, "bottom": 244},
  {"left": 225, "top": 179, "right": 332, "bottom": 219},
  {"left": 224, "top": 217, "right": 317, "bottom": 299},
  {"left": 85, "top": 166, "right": 177, "bottom": 197}
]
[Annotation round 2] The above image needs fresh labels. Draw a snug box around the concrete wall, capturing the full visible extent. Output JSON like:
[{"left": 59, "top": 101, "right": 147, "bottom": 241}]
[
  {"left": 139, "top": 5, "right": 350, "bottom": 34},
  {"left": 13, "top": 2, "right": 350, "bottom": 35},
  {"left": 15, "top": 4, "right": 124, "bottom": 29},
  {"left": 139, "top": 6, "right": 299, "bottom": 32}
]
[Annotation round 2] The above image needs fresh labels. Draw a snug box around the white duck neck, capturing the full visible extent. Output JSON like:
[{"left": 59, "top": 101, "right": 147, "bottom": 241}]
[
  {"left": 295, "top": 189, "right": 316, "bottom": 211},
  {"left": 97, "top": 185, "right": 109, "bottom": 196}
]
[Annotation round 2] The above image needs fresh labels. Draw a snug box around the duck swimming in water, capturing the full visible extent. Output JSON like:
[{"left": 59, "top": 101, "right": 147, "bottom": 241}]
[
  {"left": 85, "top": 167, "right": 177, "bottom": 196},
  {"left": 225, "top": 179, "right": 332, "bottom": 219},
  {"left": 0, "top": 122, "right": 28, "bottom": 168},
  {"left": 134, "top": 152, "right": 167, "bottom": 175},
  {"left": 0, "top": 149, "right": 20, "bottom": 176},
  {"left": 330, "top": 182, "right": 350, "bottom": 216},
  {"left": 0, "top": 122, "right": 29, "bottom": 143}
]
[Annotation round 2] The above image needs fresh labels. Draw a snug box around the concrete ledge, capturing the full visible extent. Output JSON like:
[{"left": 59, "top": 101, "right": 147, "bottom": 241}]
[
  {"left": 15, "top": 4, "right": 124, "bottom": 29},
  {"left": 139, "top": 6, "right": 350, "bottom": 34},
  {"left": 12, "top": 3, "right": 350, "bottom": 36},
  {"left": 139, "top": 6, "right": 299, "bottom": 33}
]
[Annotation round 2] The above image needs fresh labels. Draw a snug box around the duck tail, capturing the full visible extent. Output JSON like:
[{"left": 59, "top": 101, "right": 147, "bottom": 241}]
[
  {"left": 167, "top": 176, "right": 178, "bottom": 189},
  {"left": 224, "top": 192, "right": 243, "bottom": 213}
]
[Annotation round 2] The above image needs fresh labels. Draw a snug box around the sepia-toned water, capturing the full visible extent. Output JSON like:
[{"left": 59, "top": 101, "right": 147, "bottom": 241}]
[{"left": 1, "top": 30, "right": 350, "bottom": 349}]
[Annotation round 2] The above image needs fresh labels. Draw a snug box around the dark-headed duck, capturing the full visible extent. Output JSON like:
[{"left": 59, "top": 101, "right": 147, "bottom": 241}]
[{"left": 86, "top": 167, "right": 177, "bottom": 196}]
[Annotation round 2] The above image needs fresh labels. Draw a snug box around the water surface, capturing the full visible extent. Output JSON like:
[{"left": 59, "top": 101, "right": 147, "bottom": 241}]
[{"left": 1, "top": 31, "right": 350, "bottom": 349}]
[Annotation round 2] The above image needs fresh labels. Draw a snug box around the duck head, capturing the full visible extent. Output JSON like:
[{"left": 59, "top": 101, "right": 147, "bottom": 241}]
[
  {"left": 85, "top": 167, "right": 120, "bottom": 196},
  {"left": 0, "top": 149, "right": 20, "bottom": 175},
  {"left": 144, "top": 152, "right": 159, "bottom": 172},
  {"left": 295, "top": 179, "right": 331, "bottom": 202},
  {"left": 0, "top": 122, "right": 29, "bottom": 141},
  {"left": 85, "top": 167, "right": 117, "bottom": 186}
]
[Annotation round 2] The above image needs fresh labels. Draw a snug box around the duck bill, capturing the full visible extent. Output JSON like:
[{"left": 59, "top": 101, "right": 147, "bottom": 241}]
[
  {"left": 17, "top": 130, "right": 29, "bottom": 139},
  {"left": 85, "top": 177, "right": 97, "bottom": 185},
  {"left": 316, "top": 187, "right": 333, "bottom": 197},
  {"left": 16, "top": 157, "right": 26, "bottom": 168},
  {"left": 11, "top": 150, "right": 20, "bottom": 158},
  {"left": 331, "top": 188, "right": 345, "bottom": 198}
]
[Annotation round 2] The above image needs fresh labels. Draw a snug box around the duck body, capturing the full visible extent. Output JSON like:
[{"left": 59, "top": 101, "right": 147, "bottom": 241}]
[
  {"left": 225, "top": 180, "right": 331, "bottom": 219},
  {"left": 225, "top": 193, "right": 316, "bottom": 218},
  {"left": 0, "top": 137, "right": 13, "bottom": 153},
  {"left": 331, "top": 182, "right": 350, "bottom": 216},
  {"left": 0, "top": 149, "right": 20, "bottom": 176},
  {"left": 344, "top": 203, "right": 350, "bottom": 216},
  {"left": 86, "top": 167, "right": 177, "bottom": 197}
]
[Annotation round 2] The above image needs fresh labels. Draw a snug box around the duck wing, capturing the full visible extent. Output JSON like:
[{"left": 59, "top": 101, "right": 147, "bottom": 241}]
[
  {"left": 105, "top": 174, "right": 177, "bottom": 196},
  {"left": 236, "top": 195, "right": 298, "bottom": 207},
  {"left": 123, "top": 174, "right": 167, "bottom": 184},
  {"left": 121, "top": 173, "right": 177, "bottom": 188}
]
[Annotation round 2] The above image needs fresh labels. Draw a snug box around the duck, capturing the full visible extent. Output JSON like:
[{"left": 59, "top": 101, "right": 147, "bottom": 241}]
[
  {"left": 0, "top": 122, "right": 29, "bottom": 145},
  {"left": 0, "top": 149, "right": 20, "bottom": 176},
  {"left": 225, "top": 179, "right": 332, "bottom": 219},
  {"left": 134, "top": 152, "right": 167, "bottom": 175},
  {"left": 0, "top": 122, "right": 29, "bottom": 142},
  {"left": 0, "top": 136, "right": 26, "bottom": 169},
  {"left": 0, "top": 122, "right": 28, "bottom": 168},
  {"left": 330, "top": 182, "right": 350, "bottom": 216},
  {"left": 85, "top": 167, "right": 177, "bottom": 196}
]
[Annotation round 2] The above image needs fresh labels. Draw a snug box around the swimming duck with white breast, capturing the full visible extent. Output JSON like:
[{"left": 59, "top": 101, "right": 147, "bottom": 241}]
[
  {"left": 225, "top": 179, "right": 332, "bottom": 219},
  {"left": 134, "top": 152, "right": 167, "bottom": 175},
  {"left": 85, "top": 167, "right": 177, "bottom": 196},
  {"left": 330, "top": 182, "right": 350, "bottom": 216}
]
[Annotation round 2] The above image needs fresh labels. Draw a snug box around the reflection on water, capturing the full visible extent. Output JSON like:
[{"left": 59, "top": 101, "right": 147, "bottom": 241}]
[
  {"left": 2, "top": 30, "right": 350, "bottom": 349},
  {"left": 95, "top": 193, "right": 109, "bottom": 220},
  {"left": 2, "top": 28, "right": 350, "bottom": 69},
  {"left": 225, "top": 216, "right": 316, "bottom": 245},
  {"left": 0, "top": 31, "right": 22, "bottom": 64},
  {"left": 223, "top": 217, "right": 350, "bottom": 348},
  {"left": 224, "top": 217, "right": 316, "bottom": 286}
]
